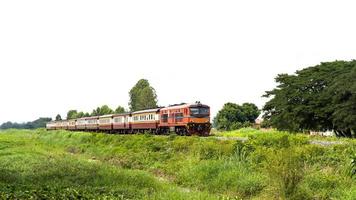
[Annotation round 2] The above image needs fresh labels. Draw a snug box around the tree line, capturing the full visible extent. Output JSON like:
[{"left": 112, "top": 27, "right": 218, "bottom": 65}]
[
  {"left": 212, "top": 60, "right": 356, "bottom": 138},
  {"left": 63, "top": 105, "right": 126, "bottom": 120},
  {"left": 56, "top": 79, "right": 158, "bottom": 120},
  {"left": 0, "top": 79, "right": 158, "bottom": 129},
  {"left": 0, "top": 118, "right": 52, "bottom": 130},
  {"left": 2, "top": 61, "right": 354, "bottom": 138}
]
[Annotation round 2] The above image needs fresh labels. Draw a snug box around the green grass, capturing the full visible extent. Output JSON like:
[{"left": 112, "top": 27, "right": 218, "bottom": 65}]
[{"left": 0, "top": 128, "right": 355, "bottom": 199}]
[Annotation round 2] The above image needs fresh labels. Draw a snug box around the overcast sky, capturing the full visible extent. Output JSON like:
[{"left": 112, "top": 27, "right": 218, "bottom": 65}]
[{"left": 1, "top": 0, "right": 356, "bottom": 124}]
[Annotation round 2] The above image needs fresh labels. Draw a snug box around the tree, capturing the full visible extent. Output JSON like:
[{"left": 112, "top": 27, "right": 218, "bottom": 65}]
[
  {"left": 29, "top": 118, "right": 52, "bottom": 128},
  {"left": 76, "top": 112, "right": 85, "bottom": 118},
  {"left": 66, "top": 110, "right": 78, "bottom": 119},
  {"left": 129, "top": 79, "right": 158, "bottom": 111},
  {"left": 263, "top": 60, "right": 356, "bottom": 137},
  {"left": 66, "top": 110, "right": 90, "bottom": 119},
  {"left": 91, "top": 105, "right": 114, "bottom": 116},
  {"left": 241, "top": 103, "right": 261, "bottom": 122},
  {"left": 0, "top": 118, "right": 52, "bottom": 129},
  {"left": 115, "top": 106, "right": 126, "bottom": 114},
  {"left": 213, "top": 102, "right": 260, "bottom": 131},
  {"left": 91, "top": 107, "right": 100, "bottom": 116},
  {"left": 55, "top": 114, "right": 62, "bottom": 121},
  {"left": 0, "top": 122, "right": 16, "bottom": 129}
]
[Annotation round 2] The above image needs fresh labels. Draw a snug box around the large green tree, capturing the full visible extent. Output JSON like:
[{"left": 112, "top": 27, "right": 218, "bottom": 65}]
[
  {"left": 213, "top": 102, "right": 260, "bottom": 131},
  {"left": 129, "top": 79, "right": 158, "bottom": 111},
  {"left": 263, "top": 60, "right": 356, "bottom": 137}
]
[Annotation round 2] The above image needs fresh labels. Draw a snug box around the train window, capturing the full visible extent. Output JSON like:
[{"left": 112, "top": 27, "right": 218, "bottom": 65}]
[
  {"left": 162, "top": 114, "right": 168, "bottom": 123},
  {"left": 175, "top": 113, "right": 184, "bottom": 122}
]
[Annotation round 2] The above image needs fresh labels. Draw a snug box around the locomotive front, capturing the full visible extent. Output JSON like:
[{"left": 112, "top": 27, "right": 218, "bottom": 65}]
[{"left": 187, "top": 103, "right": 211, "bottom": 136}]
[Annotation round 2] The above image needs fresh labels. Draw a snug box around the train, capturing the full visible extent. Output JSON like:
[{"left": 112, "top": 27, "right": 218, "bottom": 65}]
[{"left": 46, "top": 102, "right": 211, "bottom": 136}]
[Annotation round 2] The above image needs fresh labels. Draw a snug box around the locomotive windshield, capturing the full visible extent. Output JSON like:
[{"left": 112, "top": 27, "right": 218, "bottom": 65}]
[{"left": 190, "top": 107, "right": 209, "bottom": 116}]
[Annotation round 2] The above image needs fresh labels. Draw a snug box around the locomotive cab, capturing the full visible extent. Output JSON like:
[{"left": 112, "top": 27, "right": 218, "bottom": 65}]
[
  {"left": 158, "top": 102, "right": 211, "bottom": 136},
  {"left": 187, "top": 103, "right": 211, "bottom": 136}
]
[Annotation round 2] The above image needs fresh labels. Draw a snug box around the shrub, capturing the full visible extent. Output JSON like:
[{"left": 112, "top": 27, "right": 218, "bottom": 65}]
[
  {"left": 264, "top": 148, "right": 306, "bottom": 200},
  {"left": 231, "top": 141, "right": 254, "bottom": 162},
  {"left": 347, "top": 155, "right": 356, "bottom": 178}
]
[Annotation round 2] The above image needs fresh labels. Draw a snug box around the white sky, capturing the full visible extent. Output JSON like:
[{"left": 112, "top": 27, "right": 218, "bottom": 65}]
[{"left": 1, "top": 0, "right": 356, "bottom": 124}]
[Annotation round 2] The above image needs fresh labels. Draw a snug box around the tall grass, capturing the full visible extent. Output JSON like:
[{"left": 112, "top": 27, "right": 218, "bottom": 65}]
[{"left": 0, "top": 128, "right": 355, "bottom": 199}]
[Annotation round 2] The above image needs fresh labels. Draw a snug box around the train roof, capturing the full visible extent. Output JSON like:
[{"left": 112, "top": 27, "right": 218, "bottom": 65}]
[
  {"left": 54, "top": 120, "right": 68, "bottom": 122},
  {"left": 76, "top": 116, "right": 98, "bottom": 120},
  {"left": 87, "top": 116, "right": 99, "bottom": 119},
  {"left": 99, "top": 113, "right": 131, "bottom": 118},
  {"left": 99, "top": 114, "right": 114, "bottom": 118},
  {"left": 132, "top": 108, "right": 160, "bottom": 114},
  {"left": 161, "top": 102, "right": 209, "bottom": 110},
  {"left": 112, "top": 112, "right": 131, "bottom": 117}
]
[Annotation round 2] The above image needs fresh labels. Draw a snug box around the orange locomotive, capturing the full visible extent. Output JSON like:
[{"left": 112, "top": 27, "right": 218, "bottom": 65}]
[
  {"left": 46, "top": 102, "right": 211, "bottom": 136},
  {"left": 158, "top": 102, "right": 211, "bottom": 136}
]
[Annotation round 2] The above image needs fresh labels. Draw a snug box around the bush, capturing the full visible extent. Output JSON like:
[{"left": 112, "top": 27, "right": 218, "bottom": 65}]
[
  {"left": 213, "top": 102, "right": 260, "bottom": 131},
  {"left": 264, "top": 148, "right": 306, "bottom": 200}
]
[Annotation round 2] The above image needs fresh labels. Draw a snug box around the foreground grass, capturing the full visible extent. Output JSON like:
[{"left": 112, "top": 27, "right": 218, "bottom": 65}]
[{"left": 0, "top": 129, "right": 355, "bottom": 199}]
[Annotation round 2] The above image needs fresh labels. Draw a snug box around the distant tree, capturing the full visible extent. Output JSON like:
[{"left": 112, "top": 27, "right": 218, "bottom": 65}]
[
  {"left": 91, "top": 107, "right": 99, "bottom": 116},
  {"left": 91, "top": 105, "right": 114, "bottom": 116},
  {"left": 0, "top": 118, "right": 52, "bottom": 130},
  {"left": 55, "top": 114, "right": 62, "bottom": 121},
  {"left": 115, "top": 106, "right": 126, "bottom": 114},
  {"left": 100, "top": 105, "right": 114, "bottom": 115},
  {"left": 0, "top": 122, "right": 15, "bottom": 129},
  {"left": 30, "top": 118, "right": 52, "bottom": 128},
  {"left": 66, "top": 110, "right": 78, "bottom": 119},
  {"left": 129, "top": 79, "right": 158, "bottom": 111},
  {"left": 76, "top": 112, "right": 85, "bottom": 118},
  {"left": 213, "top": 102, "right": 260, "bottom": 131},
  {"left": 263, "top": 60, "right": 356, "bottom": 137},
  {"left": 66, "top": 110, "right": 90, "bottom": 119}
]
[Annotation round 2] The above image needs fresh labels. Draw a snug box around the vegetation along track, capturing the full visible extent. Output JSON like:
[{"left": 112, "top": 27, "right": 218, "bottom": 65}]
[{"left": 0, "top": 128, "right": 355, "bottom": 199}]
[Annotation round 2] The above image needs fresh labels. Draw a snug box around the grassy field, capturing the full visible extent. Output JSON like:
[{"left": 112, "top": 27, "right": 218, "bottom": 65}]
[{"left": 0, "top": 129, "right": 355, "bottom": 199}]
